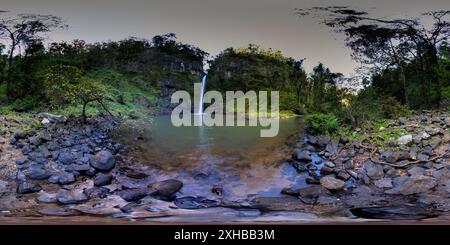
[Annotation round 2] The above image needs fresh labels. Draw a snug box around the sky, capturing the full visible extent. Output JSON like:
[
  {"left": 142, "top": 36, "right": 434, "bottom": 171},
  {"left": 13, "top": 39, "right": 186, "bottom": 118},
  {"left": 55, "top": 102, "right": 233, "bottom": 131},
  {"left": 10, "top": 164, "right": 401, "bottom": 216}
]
[{"left": 1, "top": 0, "right": 449, "bottom": 76}]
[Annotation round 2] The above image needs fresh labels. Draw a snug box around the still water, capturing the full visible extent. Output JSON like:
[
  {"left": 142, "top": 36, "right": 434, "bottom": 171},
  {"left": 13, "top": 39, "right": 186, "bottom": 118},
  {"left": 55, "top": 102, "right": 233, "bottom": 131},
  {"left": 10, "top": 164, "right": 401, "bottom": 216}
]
[{"left": 115, "top": 115, "right": 307, "bottom": 199}]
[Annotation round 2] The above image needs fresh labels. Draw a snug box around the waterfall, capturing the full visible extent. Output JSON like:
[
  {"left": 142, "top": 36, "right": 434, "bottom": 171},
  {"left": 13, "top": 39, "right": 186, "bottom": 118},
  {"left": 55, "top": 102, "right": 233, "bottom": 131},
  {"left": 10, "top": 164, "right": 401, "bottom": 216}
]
[{"left": 198, "top": 72, "right": 207, "bottom": 114}]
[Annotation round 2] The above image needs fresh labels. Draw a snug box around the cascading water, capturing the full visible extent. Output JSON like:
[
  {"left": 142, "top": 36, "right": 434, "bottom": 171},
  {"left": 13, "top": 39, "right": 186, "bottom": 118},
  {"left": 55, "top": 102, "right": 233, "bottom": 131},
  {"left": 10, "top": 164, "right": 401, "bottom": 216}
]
[{"left": 198, "top": 72, "right": 207, "bottom": 114}]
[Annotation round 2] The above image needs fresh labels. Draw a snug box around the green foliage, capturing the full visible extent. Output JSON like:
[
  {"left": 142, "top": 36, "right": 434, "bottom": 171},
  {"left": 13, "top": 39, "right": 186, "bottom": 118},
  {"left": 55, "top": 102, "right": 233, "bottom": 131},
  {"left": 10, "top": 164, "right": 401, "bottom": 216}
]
[
  {"left": 304, "top": 113, "right": 339, "bottom": 135},
  {"left": 11, "top": 96, "right": 40, "bottom": 112}
]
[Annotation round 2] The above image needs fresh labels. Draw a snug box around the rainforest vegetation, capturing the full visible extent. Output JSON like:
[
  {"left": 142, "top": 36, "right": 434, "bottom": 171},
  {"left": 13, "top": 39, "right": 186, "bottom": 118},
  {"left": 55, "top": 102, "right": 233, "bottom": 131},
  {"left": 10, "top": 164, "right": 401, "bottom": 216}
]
[{"left": 0, "top": 8, "right": 449, "bottom": 131}]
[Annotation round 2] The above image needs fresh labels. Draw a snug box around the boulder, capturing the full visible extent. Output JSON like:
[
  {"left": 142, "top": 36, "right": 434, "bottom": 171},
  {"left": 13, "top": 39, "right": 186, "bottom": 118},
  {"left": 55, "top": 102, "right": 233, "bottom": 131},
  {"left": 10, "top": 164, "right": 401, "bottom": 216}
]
[
  {"left": 38, "top": 113, "right": 67, "bottom": 123},
  {"left": 374, "top": 178, "right": 393, "bottom": 189},
  {"left": 17, "top": 182, "right": 42, "bottom": 194},
  {"left": 37, "top": 192, "right": 57, "bottom": 203},
  {"left": 385, "top": 175, "right": 437, "bottom": 195},
  {"left": 94, "top": 174, "right": 113, "bottom": 187},
  {"left": 118, "top": 188, "right": 149, "bottom": 202},
  {"left": 27, "top": 168, "right": 52, "bottom": 180},
  {"left": 320, "top": 176, "right": 345, "bottom": 191},
  {"left": 56, "top": 189, "right": 89, "bottom": 204},
  {"left": 293, "top": 150, "right": 311, "bottom": 162},
  {"left": 148, "top": 179, "right": 183, "bottom": 197},
  {"left": 91, "top": 150, "right": 116, "bottom": 171},
  {"left": 362, "top": 160, "right": 384, "bottom": 180}
]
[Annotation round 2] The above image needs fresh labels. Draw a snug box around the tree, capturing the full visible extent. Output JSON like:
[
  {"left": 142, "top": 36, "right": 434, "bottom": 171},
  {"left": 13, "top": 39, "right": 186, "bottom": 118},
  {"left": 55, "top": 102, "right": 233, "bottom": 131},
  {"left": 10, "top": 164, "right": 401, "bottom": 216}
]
[
  {"left": 42, "top": 65, "right": 109, "bottom": 123},
  {"left": 297, "top": 7, "right": 450, "bottom": 107},
  {"left": 0, "top": 13, "right": 66, "bottom": 69}
]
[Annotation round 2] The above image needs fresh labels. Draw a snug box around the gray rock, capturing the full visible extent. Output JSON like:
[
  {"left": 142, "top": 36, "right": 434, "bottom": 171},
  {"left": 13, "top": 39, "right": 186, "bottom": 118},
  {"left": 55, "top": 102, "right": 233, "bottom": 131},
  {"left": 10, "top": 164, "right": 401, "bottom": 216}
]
[
  {"left": 13, "top": 130, "right": 26, "bottom": 140},
  {"left": 91, "top": 150, "right": 115, "bottom": 171},
  {"left": 381, "top": 150, "right": 400, "bottom": 163},
  {"left": 27, "top": 168, "right": 52, "bottom": 180},
  {"left": 148, "top": 179, "right": 183, "bottom": 197},
  {"left": 386, "top": 175, "right": 437, "bottom": 195},
  {"left": 56, "top": 189, "right": 89, "bottom": 204},
  {"left": 374, "top": 178, "right": 393, "bottom": 189},
  {"left": 58, "top": 151, "right": 75, "bottom": 165},
  {"left": 17, "top": 182, "right": 42, "bottom": 194},
  {"left": 0, "top": 180, "right": 9, "bottom": 193},
  {"left": 37, "top": 192, "right": 57, "bottom": 203},
  {"left": 293, "top": 150, "right": 311, "bottom": 162},
  {"left": 38, "top": 113, "right": 67, "bottom": 123},
  {"left": 306, "top": 176, "right": 320, "bottom": 185},
  {"left": 94, "top": 174, "right": 113, "bottom": 187},
  {"left": 51, "top": 171, "right": 75, "bottom": 185},
  {"left": 84, "top": 187, "right": 109, "bottom": 199},
  {"left": 363, "top": 160, "right": 384, "bottom": 180},
  {"left": 38, "top": 207, "right": 80, "bottom": 217},
  {"left": 336, "top": 171, "right": 351, "bottom": 180},
  {"left": 397, "top": 135, "right": 413, "bottom": 145},
  {"left": 320, "top": 176, "right": 345, "bottom": 191},
  {"left": 320, "top": 166, "right": 334, "bottom": 175},
  {"left": 117, "top": 188, "right": 149, "bottom": 202},
  {"left": 407, "top": 166, "right": 426, "bottom": 176}
]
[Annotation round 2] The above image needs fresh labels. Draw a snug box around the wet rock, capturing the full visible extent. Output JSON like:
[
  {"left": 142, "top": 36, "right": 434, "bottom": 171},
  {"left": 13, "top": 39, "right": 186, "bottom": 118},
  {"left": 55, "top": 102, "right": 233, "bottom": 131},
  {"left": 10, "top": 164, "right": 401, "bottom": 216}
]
[
  {"left": 211, "top": 186, "right": 223, "bottom": 196},
  {"left": 293, "top": 150, "right": 311, "bottom": 162},
  {"left": 324, "top": 161, "right": 335, "bottom": 168},
  {"left": 94, "top": 173, "right": 113, "bottom": 187},
  {"left": 298, "top": 186, "right": 325, "bottom": 204},
  {"left": 397, "top": 135, "right": 413, "bottom": 145},
  {"left": 119, "top": 167, "right": 148, "bottom": 179},
  {"left": 117, "top": 188, "right": 149, "bottom": 202},
  {"left": 174, "top": 196, "right": 220, "bottom": 209},
  {"left": 350, "top": 204, "right": 438, "bottom": 220},
  {"left": 374, "top": 178, "right": 393, "bottom": 189},
  {"left": 336, "top": 171, "right": 351, "bottom": 180},
  {"left": 248, "top": 196, "right": 309, "bottom": 212},
  {"left": 92, "top": 150, "right": 115, "bottom": 171},
  {"left": 38, "top": 207, "right": 80, "bottom": 217},
  {"left": 320, "top": 166, "right": 334, "bottom": 175},
  {"left": 320, "top": 176, "right": 345, "bottom": 191},
  {"left": 17, "top": 182, "right": 42, "bottom": 194},
  {"left": 386, "top": 175, "right": 437, "bottom": 195},
  {"left": 306, "top": 176, "right": 320, "bottom": 185},
  {"left": 362, "top": 160, "right": 384, "bottom": 180},
  {"left": 148, "top": 179, "right": 183, "bottom": 197},
  {"left": 56, "top": 189, "right": 89, "bottom": 204}
]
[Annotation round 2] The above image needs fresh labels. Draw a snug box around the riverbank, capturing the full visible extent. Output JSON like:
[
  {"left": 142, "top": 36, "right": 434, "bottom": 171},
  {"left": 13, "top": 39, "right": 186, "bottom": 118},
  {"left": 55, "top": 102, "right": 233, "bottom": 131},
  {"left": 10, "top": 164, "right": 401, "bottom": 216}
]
[{"left": 0, "top": 110, "right": 448, "bottom": 222}]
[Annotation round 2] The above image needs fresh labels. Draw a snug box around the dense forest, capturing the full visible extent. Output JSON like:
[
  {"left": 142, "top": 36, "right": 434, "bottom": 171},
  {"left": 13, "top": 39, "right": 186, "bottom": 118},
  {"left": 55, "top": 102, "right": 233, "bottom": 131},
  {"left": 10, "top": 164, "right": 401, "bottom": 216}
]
[{"left": 0, "top": 8, "right": 449, "bottom": 130}]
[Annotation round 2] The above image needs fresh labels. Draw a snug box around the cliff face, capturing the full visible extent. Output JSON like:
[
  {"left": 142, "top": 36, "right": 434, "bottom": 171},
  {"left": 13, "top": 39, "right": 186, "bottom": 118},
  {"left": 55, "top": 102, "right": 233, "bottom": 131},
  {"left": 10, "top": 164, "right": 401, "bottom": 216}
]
[{"left": 207, "top": 49, "right": 293, "bottom": 93}]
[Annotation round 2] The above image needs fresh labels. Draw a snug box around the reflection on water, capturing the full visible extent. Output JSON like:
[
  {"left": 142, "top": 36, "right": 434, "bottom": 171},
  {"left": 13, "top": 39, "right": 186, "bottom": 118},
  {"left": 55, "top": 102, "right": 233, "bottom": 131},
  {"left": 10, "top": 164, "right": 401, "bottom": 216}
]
[{"left": 115, "top": 115, "right": 305, "bottom": 199}]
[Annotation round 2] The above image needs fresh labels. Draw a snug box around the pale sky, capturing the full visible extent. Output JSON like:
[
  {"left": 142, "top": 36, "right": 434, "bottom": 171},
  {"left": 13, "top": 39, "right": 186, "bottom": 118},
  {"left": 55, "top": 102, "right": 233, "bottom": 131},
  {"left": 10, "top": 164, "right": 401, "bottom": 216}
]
[{"left": 1, "top": 0, "right": 449, "bottom": 76}]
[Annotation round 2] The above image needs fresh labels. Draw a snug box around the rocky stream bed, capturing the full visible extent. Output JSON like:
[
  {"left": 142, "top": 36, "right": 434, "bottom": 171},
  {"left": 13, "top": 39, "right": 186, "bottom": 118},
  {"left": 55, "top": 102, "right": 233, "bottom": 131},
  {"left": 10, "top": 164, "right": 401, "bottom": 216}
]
[{"left": 0, "top": 111, "right": 449, "bottom": 223}]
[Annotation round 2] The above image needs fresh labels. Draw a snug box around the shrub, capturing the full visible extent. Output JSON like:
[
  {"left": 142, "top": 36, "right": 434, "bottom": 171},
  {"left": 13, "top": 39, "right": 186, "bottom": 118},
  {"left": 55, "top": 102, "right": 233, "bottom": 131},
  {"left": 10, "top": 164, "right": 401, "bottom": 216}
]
[
  {"left": 11, "top": 96, "right": 40, "bottom": 112},
  {"left": 305, "top": 112, "right": 338, "bottom": 135}
]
